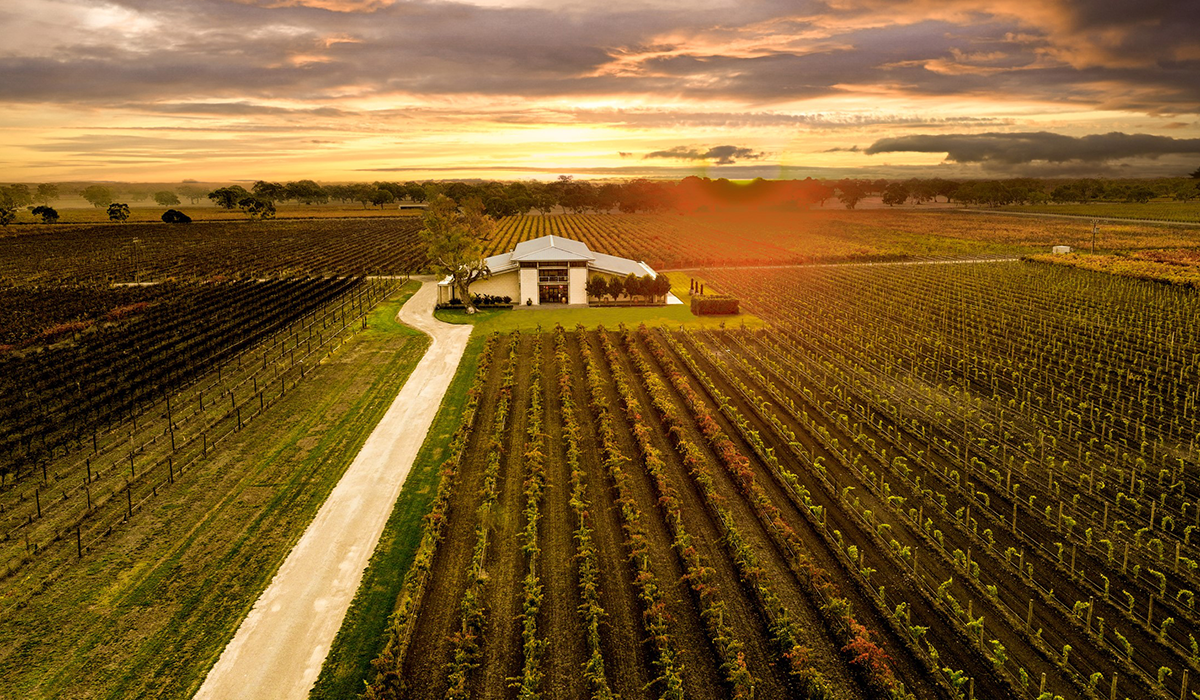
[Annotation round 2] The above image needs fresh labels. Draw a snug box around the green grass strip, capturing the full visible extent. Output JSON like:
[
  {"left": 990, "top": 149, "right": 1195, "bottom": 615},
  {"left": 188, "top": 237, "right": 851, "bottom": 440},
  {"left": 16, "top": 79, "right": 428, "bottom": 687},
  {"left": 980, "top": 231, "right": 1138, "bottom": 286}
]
[{"left": 310, "top": 331, "right": 490, "bottom": 700}]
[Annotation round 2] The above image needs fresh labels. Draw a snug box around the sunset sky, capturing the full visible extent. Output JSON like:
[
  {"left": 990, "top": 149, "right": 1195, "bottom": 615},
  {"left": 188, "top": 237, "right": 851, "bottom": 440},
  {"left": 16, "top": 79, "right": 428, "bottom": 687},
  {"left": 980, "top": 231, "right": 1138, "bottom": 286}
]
[{"left": 1, "top": 0, "right": 1198, "bottom": 182}]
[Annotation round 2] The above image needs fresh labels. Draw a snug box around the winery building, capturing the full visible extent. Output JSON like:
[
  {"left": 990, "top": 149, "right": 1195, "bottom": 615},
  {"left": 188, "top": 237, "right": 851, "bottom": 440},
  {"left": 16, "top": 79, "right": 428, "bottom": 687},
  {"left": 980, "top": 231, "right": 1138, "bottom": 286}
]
[{"left": 436, "top": 235, "right": 658, "bottom": 306}]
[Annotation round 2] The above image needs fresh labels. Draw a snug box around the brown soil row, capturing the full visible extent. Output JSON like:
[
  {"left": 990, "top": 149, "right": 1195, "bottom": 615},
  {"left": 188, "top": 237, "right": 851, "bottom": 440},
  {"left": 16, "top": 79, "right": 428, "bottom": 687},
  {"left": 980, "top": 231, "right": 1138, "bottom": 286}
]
[
  {"left": 739, "top": 327, "right": 1184, "bottom": 698},
  {"left": 563, "top": 331, "right": 655, "bottom": 698},
  {"left": 578, "top": 330, "right": 726, "bottom": 699},
  {"left": 684, "top": 329, "right": 1004, "bottom": 699},
  {"left": 613, "top": 328, "right": 869, "bottom": 699},
  {"left": 401, "top": 340, "right": 506, "bottom": 700},
  {"left": 474, "top": 334, "right": 534, "bottom": 698},
  {"left": 602, "top": 329, "right": 798, "bottom": 698},
  {"left": 539, "top": 336, "right": 588, "bottom": 700}
]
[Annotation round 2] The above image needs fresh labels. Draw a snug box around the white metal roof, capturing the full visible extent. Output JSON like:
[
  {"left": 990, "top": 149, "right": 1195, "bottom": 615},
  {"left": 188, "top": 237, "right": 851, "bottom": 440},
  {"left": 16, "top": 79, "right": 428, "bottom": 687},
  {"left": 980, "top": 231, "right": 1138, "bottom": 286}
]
[
  {"left": 438, "top": 234, "right": 656, "bottom": 285},
  {"left": 590, "top": 252, "right": 656, "bottom": 278},
  {"left": 510, "top": 235, "right": 595, "bottom": 262}
]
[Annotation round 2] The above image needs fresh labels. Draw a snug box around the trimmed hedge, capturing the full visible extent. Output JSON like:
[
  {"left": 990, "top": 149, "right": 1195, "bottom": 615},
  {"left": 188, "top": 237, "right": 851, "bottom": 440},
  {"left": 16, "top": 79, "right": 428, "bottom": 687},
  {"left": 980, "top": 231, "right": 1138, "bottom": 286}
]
[{"left": 690, "top": 294, "right": 739, "bottom": 315}]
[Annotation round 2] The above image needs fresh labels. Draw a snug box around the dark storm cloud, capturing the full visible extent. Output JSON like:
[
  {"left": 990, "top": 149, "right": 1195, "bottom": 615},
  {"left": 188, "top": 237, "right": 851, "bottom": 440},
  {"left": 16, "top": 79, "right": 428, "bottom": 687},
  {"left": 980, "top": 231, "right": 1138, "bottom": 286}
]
[
  {"left": 643, "top": 145, "right": 766, "bottom": 165},
  {"left": 864, "top": 131, "right": 1200, "bottom": 164},
  {"left": 1, "top": 0, "right": 1199, "bottom": 116}
]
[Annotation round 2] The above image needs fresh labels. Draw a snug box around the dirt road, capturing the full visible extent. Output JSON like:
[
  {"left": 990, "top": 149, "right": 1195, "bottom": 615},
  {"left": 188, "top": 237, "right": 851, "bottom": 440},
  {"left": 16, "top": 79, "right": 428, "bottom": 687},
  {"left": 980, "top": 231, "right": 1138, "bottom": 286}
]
[{"left": 194, "top": 278, "right": 472, "bottom": 700}]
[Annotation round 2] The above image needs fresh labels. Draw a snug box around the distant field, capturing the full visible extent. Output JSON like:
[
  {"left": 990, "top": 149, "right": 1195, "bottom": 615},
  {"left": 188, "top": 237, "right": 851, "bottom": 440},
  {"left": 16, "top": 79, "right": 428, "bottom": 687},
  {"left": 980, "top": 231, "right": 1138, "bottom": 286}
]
[
  {"left": 4, "top": 199, "right": 425, "bottom": 224},
  {"left": 0, "top": 217, "right": 426, "bottom": 283},
  {"left": 1028, "top": 250, "right": 1200, "bottom": 287},
  {"left": 994, "top": 200, "right": 1200, "bottom": 223},
  {"left": 485, "top": 210, "right": 1199, "bottom": 269},
  {"left": 3, "top": 209, "right": 1196, "bottom": 284}
]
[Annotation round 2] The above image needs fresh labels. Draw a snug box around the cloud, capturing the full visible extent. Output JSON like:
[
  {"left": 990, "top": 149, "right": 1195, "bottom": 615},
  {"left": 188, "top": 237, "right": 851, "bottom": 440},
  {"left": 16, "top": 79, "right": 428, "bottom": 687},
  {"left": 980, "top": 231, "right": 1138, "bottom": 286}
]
[
  {"left": 643, "top": 144, "right": 766, "bottom": 165},
  {"left": 864, "top": 131, "right": 1200, "bottom": 164},
  {"left": 0, "top": 0, "right": 1196, "bottom": 114}
]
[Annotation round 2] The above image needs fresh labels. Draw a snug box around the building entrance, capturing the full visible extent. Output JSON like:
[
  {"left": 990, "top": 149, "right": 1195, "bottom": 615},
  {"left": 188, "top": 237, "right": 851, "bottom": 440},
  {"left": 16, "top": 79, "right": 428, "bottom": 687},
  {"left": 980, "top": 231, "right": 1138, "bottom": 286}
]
[{"left": 539, "top": 284, "right": 568, "bottom": 304}]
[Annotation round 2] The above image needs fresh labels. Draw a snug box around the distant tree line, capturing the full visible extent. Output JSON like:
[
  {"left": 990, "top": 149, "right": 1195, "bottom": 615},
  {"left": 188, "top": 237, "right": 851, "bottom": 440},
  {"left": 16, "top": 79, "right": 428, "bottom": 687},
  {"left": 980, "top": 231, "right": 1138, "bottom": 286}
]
[{"left": 1, "top": 168, "right": 1198, "bottom": 227}]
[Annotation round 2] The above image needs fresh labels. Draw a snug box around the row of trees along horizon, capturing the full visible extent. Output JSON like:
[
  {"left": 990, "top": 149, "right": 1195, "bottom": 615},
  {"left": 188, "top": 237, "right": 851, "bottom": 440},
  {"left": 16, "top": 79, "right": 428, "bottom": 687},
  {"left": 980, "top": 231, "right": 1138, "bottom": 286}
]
[{"left": 3, "top": 170, "right": 1200, "bottom": 224}]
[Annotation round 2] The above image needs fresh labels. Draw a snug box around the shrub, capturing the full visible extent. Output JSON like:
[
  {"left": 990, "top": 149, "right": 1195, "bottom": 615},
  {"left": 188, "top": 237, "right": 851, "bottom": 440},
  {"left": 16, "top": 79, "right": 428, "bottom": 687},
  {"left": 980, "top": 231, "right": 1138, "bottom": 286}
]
[{"left": 691, "top": 294, "right": 740, "bottom": 315}]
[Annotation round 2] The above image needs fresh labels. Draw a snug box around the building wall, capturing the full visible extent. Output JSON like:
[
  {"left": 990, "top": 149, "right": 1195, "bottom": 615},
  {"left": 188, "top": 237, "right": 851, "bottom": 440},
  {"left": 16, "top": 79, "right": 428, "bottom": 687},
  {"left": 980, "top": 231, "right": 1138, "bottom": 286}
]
[
  {"left": 468, "top": 271, "right": 520, "bottom": 300},
  {"left": 569, "top": 266, "right": 587, "bottom": 304},
  {"left": 438, "top": 271, "right": 520, "bottom": 304},
  {"left": 519, "top": 267, "right": 539, "bottom": 305}
]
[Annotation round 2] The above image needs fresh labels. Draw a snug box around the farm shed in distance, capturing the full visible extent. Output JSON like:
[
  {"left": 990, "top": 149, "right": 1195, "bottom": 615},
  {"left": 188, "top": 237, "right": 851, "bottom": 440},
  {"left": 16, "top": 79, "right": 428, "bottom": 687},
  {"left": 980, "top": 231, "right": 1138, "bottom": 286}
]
[{"left": 437, "top": 235, "right": 657, "bottom": 306}]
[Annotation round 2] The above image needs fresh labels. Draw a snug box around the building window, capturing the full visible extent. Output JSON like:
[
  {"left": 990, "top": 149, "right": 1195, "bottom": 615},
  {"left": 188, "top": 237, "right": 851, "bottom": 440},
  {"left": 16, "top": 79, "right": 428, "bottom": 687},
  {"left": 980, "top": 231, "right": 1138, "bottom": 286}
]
[{"left": 538, "top": 268, "right": 568, "bottom": 283}]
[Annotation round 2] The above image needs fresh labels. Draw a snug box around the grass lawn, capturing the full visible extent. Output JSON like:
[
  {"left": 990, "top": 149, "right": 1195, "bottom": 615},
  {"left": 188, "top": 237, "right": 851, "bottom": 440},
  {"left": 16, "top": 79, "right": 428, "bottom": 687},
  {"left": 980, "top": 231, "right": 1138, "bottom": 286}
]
[
  {"left": 0, "top": 282, "right": 428, "bottom": 700},
  {"left": 432, "top": 279, "right": 763, "bottom": 334},
  {"left": 310, "top": 332, "right": 489, "bottom": 700},
  {"left": 995, "top": 201, "right": 1200, "bottom": 223}
]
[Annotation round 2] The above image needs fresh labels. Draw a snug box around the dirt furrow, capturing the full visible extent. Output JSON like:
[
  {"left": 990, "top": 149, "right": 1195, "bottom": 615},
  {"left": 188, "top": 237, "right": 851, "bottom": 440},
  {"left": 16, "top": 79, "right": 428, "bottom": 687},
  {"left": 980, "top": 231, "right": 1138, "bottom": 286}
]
[
  {"left": 567, "top": 333, "right": 655, "bottom": 699},
  {"left": 582, "top": 330, "right": 725, "bottom": 700},
  {"left": 475, "top": 334, "right": 534, "bottom": 698},
  {"left": 541, "top": 335, "right": 588, "bottom": 700},
  {"left": 401, "top": 344, "right": 505, "bottom": 700}
]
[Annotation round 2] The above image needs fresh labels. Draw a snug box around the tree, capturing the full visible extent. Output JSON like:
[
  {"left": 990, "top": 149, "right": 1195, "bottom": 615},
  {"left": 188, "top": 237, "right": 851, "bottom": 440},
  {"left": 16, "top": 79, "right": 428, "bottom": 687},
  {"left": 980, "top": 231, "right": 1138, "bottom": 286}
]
[
  {"left": 177, "top": 184, "right": 208, "bottom": 204},
  {"left": 3, "top": 184, "right": 32, "bottom": 208},
  {"left": 161, "top": 209, "right": 191, "bottom": 223},
  {"left": 585, "top": 275, "right": 608, "bottom": 301},
  {"left": 484, "top": 195, "right": 519, "bottom": 218},
  {"left": 30, "top": 205, "right": 59, "bottom": 224},
  {"left": 605, "top": 275, "right": 624, "bottom": 301},
  {"left": 422, "top": 195, "right": 494, "bottom": 313},
  {"left": 153, "top": 190, "right": 181, "bottom": 206},
  {"left": 623, "top": 272, "right": 643, "bottom": 301},
  {"left": 81, "top": 185, "right": 115, "bottom": 208},
  {"left": 881, "top": 183, "right": 909, "bottom": 207},
  {"left": 402, "top": 182, "right": 428, "bottom": 203},
  {"left": 107, "top": 202, "right": 131, "bottom": 222},
  {"left": 238, "top": 195, "right": 276, "bottom": 220},
  {"left": 836, "top": 180, "right": 866, "bottom": 209},
  {"left": 284, "top": 179, "right": 327, "bottom": 205},
  {"left": 649, "top": 274, "right": 672, "bottom": 301},
  {"left": 1124, "top": 185, "right": 1155, "bottom": 204},
  {"left": 369, "top": 188, "right": 395, "bottom": 209},
  {"left": 252, "top": 180, "right": 287, "bottom": 202},
  {"left": 0, "top": 186, "right": 24, "bottom": 224},
  {"left": 208, "top": 185, "right": 249, "bottom": 209},
  {"left": 36, "top": 183, "right": 58, "bottom": 205}
]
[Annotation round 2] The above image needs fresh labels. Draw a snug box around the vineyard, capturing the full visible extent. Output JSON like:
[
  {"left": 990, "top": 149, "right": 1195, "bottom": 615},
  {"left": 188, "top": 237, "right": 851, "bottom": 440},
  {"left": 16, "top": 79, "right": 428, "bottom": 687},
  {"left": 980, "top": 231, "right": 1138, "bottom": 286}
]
[
  {"left": 0, "top": 217, "right": 426, "bottom": 283},
  {"left": 1, "top": 210, "right": 1193, "bottom": 285},
  {"left": 484, "top": 210, "right": 1198, "bottom": 271},
  {"left": 2, "top": 205, "right": 1198, "bottom": 699},
  {"left": 0, "top": 276, "right": 398, "bottom": 598},
  {"left": 355, "top": 259, "right": 1199, "bottom": 700}
]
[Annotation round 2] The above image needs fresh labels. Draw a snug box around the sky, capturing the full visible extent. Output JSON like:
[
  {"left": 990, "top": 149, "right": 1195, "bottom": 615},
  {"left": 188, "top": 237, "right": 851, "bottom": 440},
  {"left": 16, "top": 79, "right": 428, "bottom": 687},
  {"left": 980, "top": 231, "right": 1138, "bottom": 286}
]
[{"left": 1, "top": 0, "right": 1199, "bottom": 183}]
